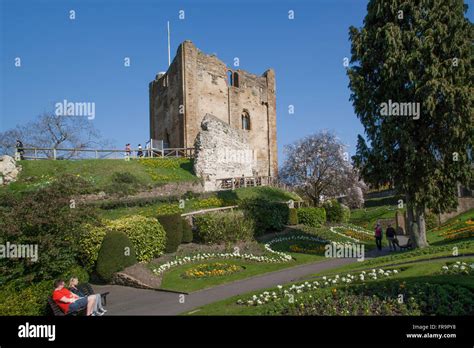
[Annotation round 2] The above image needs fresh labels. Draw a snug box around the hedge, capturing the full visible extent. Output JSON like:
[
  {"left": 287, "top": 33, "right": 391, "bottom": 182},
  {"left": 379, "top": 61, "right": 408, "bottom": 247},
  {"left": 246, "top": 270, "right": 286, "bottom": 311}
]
[
  {"left": 323, "top": 200, "right": 345, "bottom": 223},
  {"left": 288, "top": 208, "right": 298, "bottom": 225},
  {"left": 194, "top": 210, "right": 255, "bottom": 244},
  {"left": 158, "top": 214, "right": 183, "bottom": 253},
  {"left": 78, "top": 215, "right": 166, "bottom": 265},
  {"left": 96, "top": 231, "right": 137, "bottom": 282},
  {"left": 182, "top": 219, "right": 194, "bottom": 243},
  {"left": 297, "top": 207, "right": 326, "bottom": 227},
  {"left": 240, "top": 198, "right": 289, "bottom": 235}
]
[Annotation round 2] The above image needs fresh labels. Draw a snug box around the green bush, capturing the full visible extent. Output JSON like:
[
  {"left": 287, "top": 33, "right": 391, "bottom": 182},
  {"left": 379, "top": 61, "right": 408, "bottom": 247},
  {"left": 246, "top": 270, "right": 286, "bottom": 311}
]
[
  {"left": 106, "top": 215, "right": 167, "bottom": 262},
  {"left": 78, "top": 224, "right": 107, "bottom": 272},
  {"left": 194, "top": 210, "right": 255, "bottom": 244},
  {"left": 105, "top": 172, "right": 140, "bottom": 196},
  {"left": 0, "top": 174, "right": 98, "bottom": 284},
  {"left": 240, "top": 198, "right": 289, "bottom": 235},
  {"left": 96, "top": 231, "right": 137, "bottom": 282},
  {"left": 158, "top": 214, "right": 183, "bottom": 253},
  {"left": 182, "top": 219, "right": 193, "bottom": 243},
  {"left": 297, "top": 207, "right": 326, "bottom": 227},
  {"left": 323, "top": 200, "right": 345, "bottom": 223},
  {"left": 288, "top": 208, "right": 299, "bottom": 225}
]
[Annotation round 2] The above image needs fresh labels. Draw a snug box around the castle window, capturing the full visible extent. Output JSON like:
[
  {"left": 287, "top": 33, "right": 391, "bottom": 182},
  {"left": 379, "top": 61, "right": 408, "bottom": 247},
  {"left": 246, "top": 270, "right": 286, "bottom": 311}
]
[
  {"left": 241, "top": 111, "right": 250, "bottom": 130},
  {"left": 227, "top": 71, "right": 233, "bottom": 86},
  {"left": 233, "top": 72, "right": 239, "bottom": 87}
]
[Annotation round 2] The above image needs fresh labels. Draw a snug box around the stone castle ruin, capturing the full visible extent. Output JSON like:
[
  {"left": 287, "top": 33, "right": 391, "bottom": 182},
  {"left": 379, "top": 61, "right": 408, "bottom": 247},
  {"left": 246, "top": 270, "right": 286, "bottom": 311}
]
[{"left": 149, "top": 40, "right": 277, "bottom": 190}]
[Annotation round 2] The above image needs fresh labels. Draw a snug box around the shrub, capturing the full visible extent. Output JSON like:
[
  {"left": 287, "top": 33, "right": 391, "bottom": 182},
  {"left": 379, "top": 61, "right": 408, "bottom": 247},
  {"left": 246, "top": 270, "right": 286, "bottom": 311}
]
[
  {"left": 323, "top": 200, "right": 345, "bottom": 223},
  {"left": 78, "top": 224, "right": 107, "bottom": 272},
  {"left": 0, "top": 174, "right": 98, "bottom": 283},
  {"left": 156, "top": 203, "right": 181, "bottom": 216},
  {"left": 240, "top": 198, "right": 289, "bottom": 235},
  {"left": 288, "top": 208, "right": 299, "bottom": 225},
  {"left": 297, "top": 207, "right": 326, "bottom": 227},
  {"left": 105, "top": 172, "right": 140, "bottom": 196},
  {"left": 341, "top": 204, "right": 351, "bottom": 223},
  {"left": 182, "top": 219, "right": 193, "bottom": 243},
  {"left": 194, "top": 210, "right": 255, "bottom": 244},
  {"left": 96, "top": 231, "right": 137, "bottom": 282},
  {"left": 157, "top": 214, "right": 183, "bottom": 253},
  {"left": 106, "top": 215, "right": 167, "bottom": 262}
]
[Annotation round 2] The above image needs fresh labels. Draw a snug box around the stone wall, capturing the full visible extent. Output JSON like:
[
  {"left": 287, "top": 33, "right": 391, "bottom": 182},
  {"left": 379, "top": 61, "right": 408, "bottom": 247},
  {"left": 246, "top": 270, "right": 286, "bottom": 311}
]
[
  {"left": 150, "top": 40, "right": 278, "bottom": 177},
  {"left": 194, "top": 114, "right": 257, "bottom": 191}
]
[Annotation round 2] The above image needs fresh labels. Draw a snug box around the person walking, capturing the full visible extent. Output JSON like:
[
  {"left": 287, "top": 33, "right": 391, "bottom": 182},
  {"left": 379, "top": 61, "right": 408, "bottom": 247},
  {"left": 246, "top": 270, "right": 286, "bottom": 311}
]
[
  {"left": 374, "top": 223, "right": 383, "bottom": 251},
  {"left": 386, "top": 224, "right": 397, "bottom": 251}
]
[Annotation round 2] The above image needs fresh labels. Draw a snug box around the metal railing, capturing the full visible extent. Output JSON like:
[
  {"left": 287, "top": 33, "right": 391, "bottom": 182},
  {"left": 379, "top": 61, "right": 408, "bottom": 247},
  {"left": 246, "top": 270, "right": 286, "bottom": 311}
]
[{"left": 14, "top": 147, "right": 194, "bottom": 160}]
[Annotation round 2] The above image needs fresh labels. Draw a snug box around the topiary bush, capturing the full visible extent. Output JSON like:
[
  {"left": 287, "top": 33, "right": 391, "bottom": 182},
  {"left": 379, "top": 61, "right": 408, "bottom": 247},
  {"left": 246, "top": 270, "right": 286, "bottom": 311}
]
[
  {"left": 106, "top": 215, "right": 167, "bottom": 262},
  {"left": 323, "top": 200, "right": 345, "bottom": 223},
  {"left": 96, "top": 231, "right": 137, "bottom": 282},
  {"left": 297, "top": 207, "right": 326, "bottom": 227},
  {"left": 78, "top": 224, "right": 107, "bottom": 272},
  {"left": 157, "top": 214, "right": 183, "bottom": 253},
  {"left": 240, "top": 198, "right": 289, "bottom": 235},
  {"left": 288, "top": 208, "right": 299, "bottom": 225},
  {"left": 181, "top": 219, "right": 193, "bottom": 243},
  {"left": 194, "top": 210, "right": 255, "bottom": 244}
]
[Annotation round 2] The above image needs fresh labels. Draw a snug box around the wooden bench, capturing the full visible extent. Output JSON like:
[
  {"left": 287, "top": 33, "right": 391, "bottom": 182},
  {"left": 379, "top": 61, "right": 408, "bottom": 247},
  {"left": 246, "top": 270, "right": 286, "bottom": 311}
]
[{"left": 48, "top": 283, "right": 109, "bottom": 316}]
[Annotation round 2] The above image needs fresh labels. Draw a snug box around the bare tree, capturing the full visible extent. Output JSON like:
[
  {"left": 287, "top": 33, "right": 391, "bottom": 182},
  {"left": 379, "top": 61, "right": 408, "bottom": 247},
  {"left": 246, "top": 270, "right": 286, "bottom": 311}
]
[
  {"left": 0, "top": 112, "right": 109, "bottom": 158},
  {"left": 280, "top": 131, "right": 356, "bottom": 206}
]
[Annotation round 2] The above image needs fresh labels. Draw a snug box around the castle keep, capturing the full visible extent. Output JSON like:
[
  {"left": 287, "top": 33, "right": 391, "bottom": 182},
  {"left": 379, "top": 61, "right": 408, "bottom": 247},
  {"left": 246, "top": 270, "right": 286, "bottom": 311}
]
[{"left": 149, "top": 40, "right": 278, "bottom": 178}]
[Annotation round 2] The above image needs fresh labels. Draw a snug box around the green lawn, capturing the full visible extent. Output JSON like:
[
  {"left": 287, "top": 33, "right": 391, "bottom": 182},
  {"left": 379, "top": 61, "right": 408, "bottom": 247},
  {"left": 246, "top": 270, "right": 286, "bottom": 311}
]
[
  {"left": 184, "top": 256, "right": 474, "bottom": 315},
  {"left": 5, "top": 158, "right": 198, "bottom": 194},
  {"left": 157, "top": 255, "right": 325, "bottom": 293}
]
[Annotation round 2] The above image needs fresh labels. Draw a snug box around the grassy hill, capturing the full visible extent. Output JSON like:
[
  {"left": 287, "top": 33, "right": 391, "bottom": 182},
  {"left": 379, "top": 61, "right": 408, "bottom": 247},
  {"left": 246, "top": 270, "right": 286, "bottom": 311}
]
[{"left": 4, "top": 158, "right": 198, "bottom": 194}]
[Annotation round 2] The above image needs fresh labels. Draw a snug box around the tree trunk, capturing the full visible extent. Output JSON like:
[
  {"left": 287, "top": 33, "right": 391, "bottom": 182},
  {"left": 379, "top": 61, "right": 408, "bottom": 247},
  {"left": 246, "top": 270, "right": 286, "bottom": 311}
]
[
  {"left": 405, "top": 194, "right": 429, "bottom": 248},
  {"left": 414, "top": 206, "right": 429, "bottom": 248}
]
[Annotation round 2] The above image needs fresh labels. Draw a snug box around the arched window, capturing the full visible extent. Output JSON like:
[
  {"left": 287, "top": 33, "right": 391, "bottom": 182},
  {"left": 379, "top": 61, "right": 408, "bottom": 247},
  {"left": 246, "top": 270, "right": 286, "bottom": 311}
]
[
  {"left": 227, "top": 71, "right": 233, "bottom": 86},
  {"left": 241, "top": 111, "right": 250, "bottom": 130}
]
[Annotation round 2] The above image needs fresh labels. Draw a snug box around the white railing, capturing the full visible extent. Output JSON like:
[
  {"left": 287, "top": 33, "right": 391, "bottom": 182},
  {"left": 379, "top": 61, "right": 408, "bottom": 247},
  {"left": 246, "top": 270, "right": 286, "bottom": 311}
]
[{"left": 14, "top": 147, "right": 194, "bottom": 160}]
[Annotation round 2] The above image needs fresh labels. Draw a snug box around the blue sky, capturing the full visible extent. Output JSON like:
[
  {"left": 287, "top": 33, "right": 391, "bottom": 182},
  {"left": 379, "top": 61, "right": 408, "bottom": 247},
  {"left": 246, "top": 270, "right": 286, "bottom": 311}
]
[{"left": 1, "top": 0, "right": 472, "bottom": 162}]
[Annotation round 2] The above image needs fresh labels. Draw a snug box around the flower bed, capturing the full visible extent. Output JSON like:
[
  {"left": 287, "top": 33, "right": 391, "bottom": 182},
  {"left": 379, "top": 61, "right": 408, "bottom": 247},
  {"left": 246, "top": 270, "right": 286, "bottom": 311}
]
[
  {"left": 182, "top": 262, "right": 243, "bottom": 278},
  {"left": 152, "top": 234, "right": 351, "bottom": 275},
  {"left": 440, "top": 226, "right": 474, "bottom": 241},
  {"left": 237, "top": 267, "right": 401, "bottom": 306},
  {"left": 289, "top": 242, "right": 326, "bottom": 255},
  {"left": 441, "top": 261, "right": 474, "bottom": 275}
]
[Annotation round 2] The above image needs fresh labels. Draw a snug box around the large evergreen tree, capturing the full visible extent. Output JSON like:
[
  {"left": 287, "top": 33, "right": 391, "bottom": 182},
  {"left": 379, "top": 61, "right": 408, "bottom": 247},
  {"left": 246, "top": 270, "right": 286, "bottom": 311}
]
[{"left": 348, "top": 0, "right": 473, "bottom": 247}]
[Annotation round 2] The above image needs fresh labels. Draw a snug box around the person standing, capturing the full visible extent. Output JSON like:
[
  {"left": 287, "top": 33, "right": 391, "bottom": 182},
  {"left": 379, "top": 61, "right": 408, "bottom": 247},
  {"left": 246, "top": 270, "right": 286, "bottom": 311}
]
[
  {"left": 125, "top": 143, "right": 131, "bottom": 159},
  {"left": 137, "top": 144, "right": 143, "bottom": 158},
  {"left": 374, "top": 223, "right": 383, "bottom": 251},
  {"left": 15, "top": 139, "right": 24, "bottom": 160},
  {"left": 386, "top": 224, "right": 397, "bottom": 251}
]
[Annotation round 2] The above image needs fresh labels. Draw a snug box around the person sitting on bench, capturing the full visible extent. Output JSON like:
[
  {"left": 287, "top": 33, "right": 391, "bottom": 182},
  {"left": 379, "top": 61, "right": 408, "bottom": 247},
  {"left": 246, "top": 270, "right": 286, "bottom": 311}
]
[
  {"left": 52, "top": 279, "right": 97, "bottom": 316},
  {"left": 69, "top": 277, "right": 107, "bottom": 315}
]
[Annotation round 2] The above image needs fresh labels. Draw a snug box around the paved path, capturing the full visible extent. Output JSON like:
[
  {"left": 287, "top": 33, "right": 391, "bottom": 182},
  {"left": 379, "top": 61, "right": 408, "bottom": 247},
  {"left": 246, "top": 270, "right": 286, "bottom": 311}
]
[
  {"left": 92, "top": 236, "right": 411, "bottom": 315},
  {"left": 93, "top": 257, "right": 356, "bottom": 315}
]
